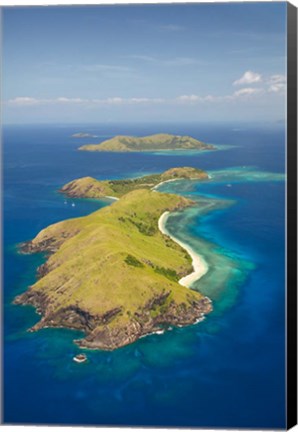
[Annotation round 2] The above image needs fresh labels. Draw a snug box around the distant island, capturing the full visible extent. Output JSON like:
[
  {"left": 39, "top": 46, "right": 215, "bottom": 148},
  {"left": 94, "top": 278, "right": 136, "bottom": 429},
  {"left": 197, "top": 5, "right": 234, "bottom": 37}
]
[
  {"left": 72, "top": 132, "right": 97, "bottom": 138},
  {"left": 14, "top": 167, "right": 212, "bottom": 351},
  {"left": 60, "top": 167, "right": 209, "bottom": 199},
  {"left": 79, "top": 133, "right": 215, "bottom": 152}
]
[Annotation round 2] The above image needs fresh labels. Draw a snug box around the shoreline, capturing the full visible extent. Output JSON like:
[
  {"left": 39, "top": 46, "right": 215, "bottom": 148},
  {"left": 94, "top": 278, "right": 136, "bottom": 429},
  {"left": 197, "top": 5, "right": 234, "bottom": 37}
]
[
  {"left": 105, "top": 195, "right": 119, "bottom": 201},
  {"left": 158, "top": 211, "right": 208, "bottom": 288},
  {"left": 152, "top": 178, "right": 178, "bottom": 190},
  {"left": 152, "top": 174, "right": 211, "bottom": 192}
]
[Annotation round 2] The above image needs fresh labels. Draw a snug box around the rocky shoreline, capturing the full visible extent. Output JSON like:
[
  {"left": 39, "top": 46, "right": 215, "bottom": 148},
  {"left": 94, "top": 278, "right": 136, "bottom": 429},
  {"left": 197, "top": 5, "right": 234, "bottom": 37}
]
[{"left": 14, "top": 282, "right": 212, "bottom": 350}]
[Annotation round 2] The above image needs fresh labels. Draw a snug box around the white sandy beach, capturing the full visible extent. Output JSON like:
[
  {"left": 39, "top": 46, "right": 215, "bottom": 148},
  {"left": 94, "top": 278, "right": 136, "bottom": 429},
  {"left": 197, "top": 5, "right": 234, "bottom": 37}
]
[
  {"left": 158, "top": 211, "right": 208, "bottom": 288},
  {"left": 105, "top": 195, "right": 119, "bottom": 201},
  {"left": 152, "top": 174, "right": 211, "bottom": 192},
  {"left": 152, "top": 178, "right": 178, "bottom": 190}
]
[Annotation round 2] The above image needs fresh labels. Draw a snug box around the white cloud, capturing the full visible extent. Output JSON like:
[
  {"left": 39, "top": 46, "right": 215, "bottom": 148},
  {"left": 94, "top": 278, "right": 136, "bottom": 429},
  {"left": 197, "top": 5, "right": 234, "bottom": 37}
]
[
  {"left": 130, "top": 97, "right": 151, "bottom": 103},
  {"left": 7, "top": 96, "right": 88, "bottom": 106},
  {"left": 92, "top": 97, "right": 165, "bottom": 105},
  {"left": 129, "top": 97, "right": 164, "bottom": 104},
  {"left": 7, "top": 97, "right": 41, "bottom": 106},
  {"left": 177, "top": 94, "right": 232, "bottom": 103},
  {"left": 203, "top": 95, "right": 220, "bottom": 102},
  {"left": 177, "top": 95, "right": 201, "bottom": 103},
  {"left": 56, "top": 97, "right": 87, "bottom": 104},
  {"left": 176, "top": 88, "right": 264, "bottom": 104},
  {"left": 233, "top": 71, "right": 262, "bottom": 86},
  {"left": 233, "top": 87, "right": 263, "bottom": 97},
  {"left": 268, "top": 83, "right": 286, "bottom": 93},
  {"left": 105, "top": 97, "right": 124, "bottom": 105},
  {"left": 268, "top": 74, "right": 286, "bottom": 84},
  {"left": 6, "top": 95, "right": 166, "bottom": 107},
  {"left": 4, "top": 91, "right": 261, "bottom": 108},
  {"left": 267, "top": 74, "right": 286, "bottom": 93},
  {"left": 6, "top": 81, "right": 280, "bottom": 110},
  {"left": 232, "top": 73, "right": 286, "bottom": 94}
]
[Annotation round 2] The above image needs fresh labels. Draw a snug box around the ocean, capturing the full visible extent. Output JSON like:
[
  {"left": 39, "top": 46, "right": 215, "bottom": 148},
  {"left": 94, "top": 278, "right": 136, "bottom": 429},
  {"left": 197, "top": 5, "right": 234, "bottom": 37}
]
[{"left": 2, "top": 122, "right": 286, "bottom": 428}]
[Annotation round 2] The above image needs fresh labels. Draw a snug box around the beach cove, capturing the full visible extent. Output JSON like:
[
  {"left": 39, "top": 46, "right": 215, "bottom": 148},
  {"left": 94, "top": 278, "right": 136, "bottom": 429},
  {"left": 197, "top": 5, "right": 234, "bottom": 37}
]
[{"left": 158, "top": 211, "right": 208, "bottom": 287}]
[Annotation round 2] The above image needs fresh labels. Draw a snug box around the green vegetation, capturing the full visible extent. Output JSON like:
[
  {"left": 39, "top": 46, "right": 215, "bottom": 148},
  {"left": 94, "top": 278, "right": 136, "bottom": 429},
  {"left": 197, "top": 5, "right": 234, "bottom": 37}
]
[
  {"left": 124, "top": 254, "right": 144, "bottom": 268},
  {"left": 154, "top": 266, "right": 179, "bottom": 282},
  {"left": 79, "top": 133, "right": 215, "bottom": 152},
  {"left": 15, "top": 189, "right": 212, "bottom": 350},
  {"left": 60, "top": 167, "right": 209, "bottom": 199}
]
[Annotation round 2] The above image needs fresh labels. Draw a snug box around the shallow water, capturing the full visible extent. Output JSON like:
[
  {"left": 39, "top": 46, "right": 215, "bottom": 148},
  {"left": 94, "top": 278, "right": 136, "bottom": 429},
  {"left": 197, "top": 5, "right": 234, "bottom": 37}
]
[{"left": 3, "top": 123, "right": 286, "bottom": 428}]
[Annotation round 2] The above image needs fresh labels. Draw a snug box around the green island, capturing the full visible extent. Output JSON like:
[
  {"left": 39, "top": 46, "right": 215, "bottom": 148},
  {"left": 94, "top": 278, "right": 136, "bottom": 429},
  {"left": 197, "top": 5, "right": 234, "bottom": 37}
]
[
  {"left": 14, "top": 167, "right": 212, "bottom": 351},
  {"left": 79, "top": 133, "right": 214, "bottom": 152},
  {"left": 60, "top": 167, "right": 209, "bottom": 199}
]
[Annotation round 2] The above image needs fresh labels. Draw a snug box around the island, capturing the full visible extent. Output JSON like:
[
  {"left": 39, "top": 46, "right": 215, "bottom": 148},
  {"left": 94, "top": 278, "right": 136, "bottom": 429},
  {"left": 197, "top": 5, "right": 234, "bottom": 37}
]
[
  {"left": 14, "top": 169, "right": 212, "bottom": 351},
  {"left": 60, "top": 167, "right": 209, "bottom": 199},
  {"left": 78, "top": 133, "right": 214, "bottom": 152},
  {"left": 72, "top": 132, "right": 97, "bottom": 138}
]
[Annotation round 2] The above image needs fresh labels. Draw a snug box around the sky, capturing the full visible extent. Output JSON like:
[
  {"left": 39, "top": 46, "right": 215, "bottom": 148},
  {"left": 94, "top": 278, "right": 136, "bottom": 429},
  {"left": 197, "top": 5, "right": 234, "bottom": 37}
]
[{"left": 2, "top": 2, "right": 287, "bottom": 124}]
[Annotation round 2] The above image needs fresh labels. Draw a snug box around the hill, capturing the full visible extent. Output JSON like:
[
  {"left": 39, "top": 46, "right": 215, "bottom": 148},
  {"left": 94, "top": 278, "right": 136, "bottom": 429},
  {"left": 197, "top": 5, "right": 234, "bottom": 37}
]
[
  {"left": 79, "top": 133, "right": 214, "bottom": 152},
  {"left": 15, "top": 189, "right": 212, "bottom": 350},
  {"left": 60, "top": 167, "right": 209, "bottom": 199}
]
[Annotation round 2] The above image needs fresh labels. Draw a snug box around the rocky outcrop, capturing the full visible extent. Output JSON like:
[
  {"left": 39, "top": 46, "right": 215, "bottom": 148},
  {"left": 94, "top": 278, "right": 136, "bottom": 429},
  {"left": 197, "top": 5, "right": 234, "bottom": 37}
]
[
  {"left": 14, "top": 285, "right": 212, "bottom": 351},
  {"left": 75, "top": 296, "right": 212, "bottom": 351},
  {"left": 60, "top": 177, "right": 112, "bottom": 199}
]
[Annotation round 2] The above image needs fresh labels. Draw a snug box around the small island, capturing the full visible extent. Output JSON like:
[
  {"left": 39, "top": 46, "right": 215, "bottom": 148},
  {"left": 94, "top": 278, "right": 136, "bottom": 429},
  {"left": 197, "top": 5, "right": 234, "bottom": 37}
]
[
  {"left": 79, "top": 133, "right": 214, "bottom": 152},
  {"left": 14, "top": 168, "right": 212, "bottom": 351},
  {"left": 72, "top": 132, "right": 97, "bottom": 138},
  {"left": 60, "top": 167, "right": 209, "bottom": 199}
]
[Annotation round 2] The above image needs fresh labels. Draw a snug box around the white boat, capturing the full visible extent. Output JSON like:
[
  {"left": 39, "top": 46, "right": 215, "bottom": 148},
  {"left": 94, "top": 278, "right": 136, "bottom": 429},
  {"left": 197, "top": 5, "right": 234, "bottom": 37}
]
[{"left": 73, "top": 354, "right": 87, "bottom": 363}]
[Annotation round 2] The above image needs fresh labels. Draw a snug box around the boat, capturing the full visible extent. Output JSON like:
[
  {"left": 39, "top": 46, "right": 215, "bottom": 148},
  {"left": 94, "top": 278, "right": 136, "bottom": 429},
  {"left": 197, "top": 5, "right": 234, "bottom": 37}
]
[{"left": 73, "top": 353, "right": 87, "bottom": 363}]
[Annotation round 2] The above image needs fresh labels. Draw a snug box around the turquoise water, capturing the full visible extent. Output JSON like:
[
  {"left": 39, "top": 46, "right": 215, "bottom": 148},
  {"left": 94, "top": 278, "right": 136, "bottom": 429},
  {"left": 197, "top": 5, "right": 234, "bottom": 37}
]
[{"left": 3, "top": 123, "right": 286, "bottom": 428}]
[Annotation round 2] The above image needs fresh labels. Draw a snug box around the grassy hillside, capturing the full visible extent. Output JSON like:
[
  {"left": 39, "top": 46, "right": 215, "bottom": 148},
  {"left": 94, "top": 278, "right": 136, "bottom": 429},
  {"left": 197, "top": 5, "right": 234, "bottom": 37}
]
[
  {"left": 15, "top": 189, "right": 212, "bottom": 350},
  {"left": 79, "top": 133, "right": 214, "bottom": 152},
  {"left": 60, "top": 167, "right": 209, "bottom": 199}
]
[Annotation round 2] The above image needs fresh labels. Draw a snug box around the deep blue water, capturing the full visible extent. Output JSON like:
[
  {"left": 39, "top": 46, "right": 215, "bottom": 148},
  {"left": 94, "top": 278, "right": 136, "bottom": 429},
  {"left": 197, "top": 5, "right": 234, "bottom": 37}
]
[{"left": 3, "top": 123, "right": 286, "bottom": 428}]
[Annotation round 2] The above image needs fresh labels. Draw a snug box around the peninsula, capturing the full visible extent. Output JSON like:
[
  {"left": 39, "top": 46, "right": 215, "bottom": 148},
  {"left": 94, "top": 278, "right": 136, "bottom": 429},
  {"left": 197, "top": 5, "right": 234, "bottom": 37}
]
[
  {"left": 79, "top": 133, "right": 214, "bottom": 152},
  {"left": 14, "top": 187, "right": 212, "bottom": 350},
  {"left": 60, "top": 167, "right": 209, "bottom": 199}
]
